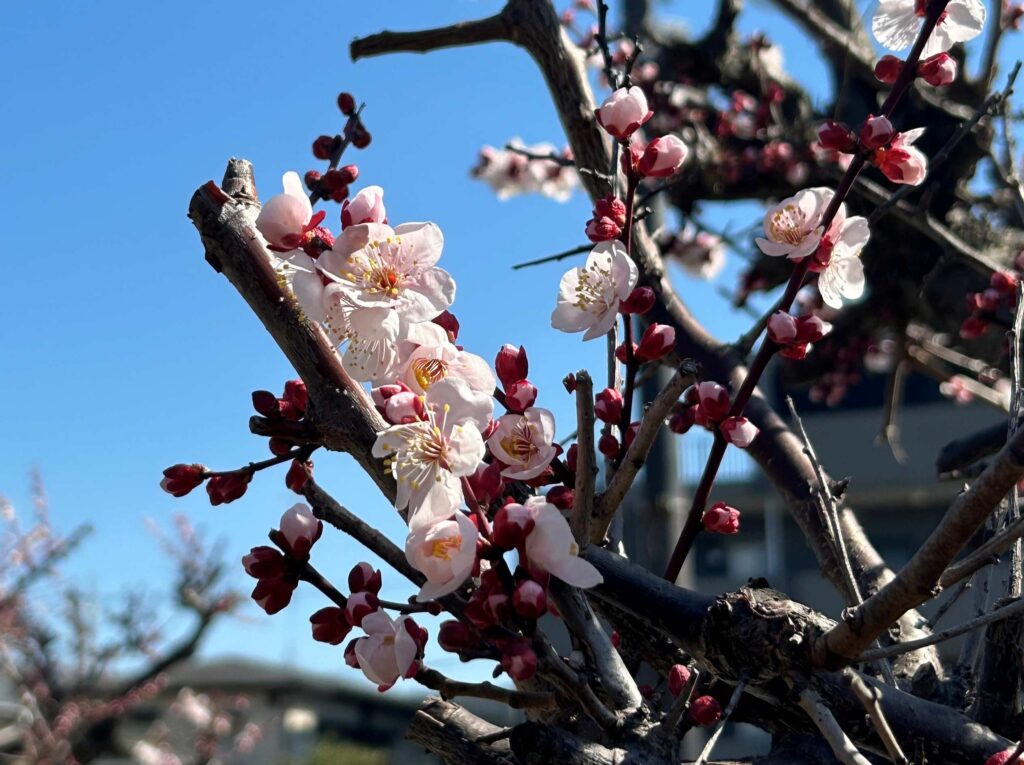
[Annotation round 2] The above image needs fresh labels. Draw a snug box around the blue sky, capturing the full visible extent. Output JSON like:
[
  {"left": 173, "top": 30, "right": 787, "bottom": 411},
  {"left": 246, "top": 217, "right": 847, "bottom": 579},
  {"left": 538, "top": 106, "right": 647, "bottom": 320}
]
[{"left": 1, "top": 0, "right": 1016, "bottom": 695}]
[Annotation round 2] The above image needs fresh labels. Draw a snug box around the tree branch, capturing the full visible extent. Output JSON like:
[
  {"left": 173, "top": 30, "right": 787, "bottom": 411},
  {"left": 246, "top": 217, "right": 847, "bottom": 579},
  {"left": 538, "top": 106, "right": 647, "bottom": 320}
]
[
  {"left": 416, "top": 667, "right": 556, "bottom": 710},
  {"left": 571, "top": 370, "right": 597, "bottom": 546}
]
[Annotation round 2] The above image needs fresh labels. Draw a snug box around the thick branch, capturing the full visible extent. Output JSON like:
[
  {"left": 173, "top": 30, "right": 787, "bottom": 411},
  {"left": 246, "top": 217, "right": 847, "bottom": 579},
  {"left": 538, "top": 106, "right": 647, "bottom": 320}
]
[
  {"left": 350, "top": 13, "right": 511, "bottom": 61},
  {"left": 416, "top": 667, "right": 556, "bottom": 710},
  {"left": 405, "top": 698, "right": 511, "bottom": 765}
]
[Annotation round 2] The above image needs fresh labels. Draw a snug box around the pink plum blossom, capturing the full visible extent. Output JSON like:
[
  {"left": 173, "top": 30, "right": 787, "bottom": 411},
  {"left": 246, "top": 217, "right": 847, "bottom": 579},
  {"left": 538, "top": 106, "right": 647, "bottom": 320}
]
[
  {"left": 551, "top": 241, "right": 638, "bottom": 340},
  {"left": 595, "top": 86, "right": 653, "bottom": 140},
  {"left": 278, "top": 503, "right": 322, "bottom": 559},
  {"left": 486, "top": 407, "right": 558, "bottom": 480},
  {"left": 872, "top": 0, "right": 985, "bottom": 58},
  {"left": 373, "top": 378, "right": 493, "bottom": 528},
  {"left": 523, "top": 497, "right": 603, "bottom": 587},
  {"left": 396, "top": 321, "right": 496, "bottom": 396},
  {"left": 874, "top": 128, "right": 928, "bottom": 186},
  {"left": 405, "top": 512, "right": 478, "bottom": 601},
  {"left": 755, "top": 187, "right": 831, "bottom": 260},
  {"left": 353, "top": 609, "right": 421, "bottom": 691},
  {"left": 720, "top": 416, "right": 759, "bottom": 448},
  {"left": 255, "top": 171, "right": 325, "bottom": 250},
  {"left": 342, "top": 185, "right": 387, "bottom": 228},
  {"left": 637, "top": 135, "right": 689, "bottom": 177}
]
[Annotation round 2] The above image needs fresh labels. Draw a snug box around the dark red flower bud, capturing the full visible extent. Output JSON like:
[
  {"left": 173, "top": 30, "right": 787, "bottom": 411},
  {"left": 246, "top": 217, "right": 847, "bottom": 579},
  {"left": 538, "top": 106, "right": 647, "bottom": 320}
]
[
  {"left": 960, "top": 315, "right": 989, "bottom": 340},
  {"left": 310, "top": 607, "right": 351, "bottom": 645},
  {"left": 689, "top": 695, "right": 723, "bottom": 726},
  {"left": 668, "top": 405, "right": 697, "bottom": 435},
  {"left": 493, "top": 503, "right": 535, "bottom": 550},
  {"left": 505, "top": 379, "right": 538, "bottom": 413},
  {"left": 251, "top": 576, "right": 298, "bottom": 615},
  {"left": 874, "top": 54, "right": 903, "bottom": 85},
  {"left": 432, "top": 310, "right": 460, "bottom": 342},
  {"left": 312, "top": 135, "right": 336, "bottom": 160},
  {"left": 348, "top": 562, "right": 383, "bottom": 594},
  {"left": 268, "top": 437, "right": 293, "bottom": 457},
  {"left": 636, "top": 323, "right": 675, "bottom": 361},
  {"left": 337, "top": 92, "right": 356, "bottom": 115},
  {"left": 351, "top": 126, "right": 372, "bottom": 149},
  {"left": 501, "top": 641, "right": 538, "bottom": 681},
  {"left": 438, "top": 620, "right": 476, "bottom": 652},
  {"left": 917, "top": 52, "right": 957, "bottom": 86},
  {"left": 512, "top": 580, "right": 548, "bottom": 619},
  {"left": 160, "top": 464, "right": 205, "bottom": 497},
  {"left": 321, "top": 169, "right": 349, "bottom": 192},
  {"left": 817, "top": 120, "right": 856, "bottom": 153},
  {"left": 242, "top": 546, "right": 287, "bottom": 579},
  {"left": 285, "top": 459, "right": 311, "bottom": 493},
  {"left": 345, "top": 591, "right": 379, "bottom": 627},
  {"left": 991, "top": 270, "right": 1018, "bottom": 294},
  {"left": 495, "top": 345, "right": 529, "bottom": 389},
  {"left": 668, "top": 664, "right": 692, "bottom": 697},
  {"left": 467, "top": 461, "right": 505, "bottom": 505},
  {"left": 283, "top": 379, "right": 308, "bottom": 413},
  {"left": 615, "top": 341, "right": 638, "bottom": 363},
  {"left": 585, "top": 216, "right": 622, "bottom": 242},
  {"left": 206, "top": 472, "right": 251, "bottom": 506},
  {"left": 303, "top": 170, "right": 322, "bottom": 191},
  {"left": 337, "top": 164, "right": 359, "bottom": 185},
  {"left": 859, "top": 114, "right": 895, "bottom": 150},
  {"left": 623, "top": 421, "right": 640, "bottom": 450},
  {"left": 598, "top": 433, "right": 620, "bottom": 458},
  {"left": 620, "top": 286, "right": 656, "bottom": 315},
  {"left": 252, "top": 390, "right": 279, "bottom": 416},
  {"left": 563, "top": 373, "right": 577, "bottom": 393},
  {"left": 611, "top": 630, "right": 620, "bottom": 648},
  {"left": 595, "top": 387, "right": 624, "bottom": 424},
  {"left": 344, "top": 638, "right": 360, "bottom": 668},
  {"left": 483, "top": 592, "right": 512, "bottom": 622},
  {"left": 566, "top": 443, "right": 579, "bottom": 473},
  {"left": 546, "top": 485, "right": 575, "bottom": 510},
  {"left": 329, "top": 185, "right": 350, "bottom": 203}
]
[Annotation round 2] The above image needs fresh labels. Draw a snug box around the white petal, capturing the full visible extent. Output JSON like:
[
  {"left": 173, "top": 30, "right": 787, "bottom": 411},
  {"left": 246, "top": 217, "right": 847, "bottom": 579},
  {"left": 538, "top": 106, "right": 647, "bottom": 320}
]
[{"left": 394, "top": 222, "right": 445, "bottom": 268}]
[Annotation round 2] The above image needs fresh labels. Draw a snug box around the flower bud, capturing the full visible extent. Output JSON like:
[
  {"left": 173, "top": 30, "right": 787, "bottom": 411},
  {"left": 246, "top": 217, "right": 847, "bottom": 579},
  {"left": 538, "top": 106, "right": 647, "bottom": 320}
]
[
  {"left": 779, "top": 343, "right": 810, "bottom": 360},
  {"left": 251, "top": 576, "right": 298, "bottom": 615},
  {"left": 283, "top": 379, "right": 308, "bottom": 413},
  {"left": 668, "top": 405, "right": 697, "bottom": 435},
  {"left": 341, "top": 186, "right": 386, "bottom": 228},
  {"left": 206, "top": 472, "right": 250, "bottom": 506},
  {"left": 432, "top": 310, "right": 460, "bottom": 342},
  {"left": 310, "top": 607, "right": 351, "bottom": 645},
  {"left": 438, "top": 620, "right": 476, "bottom": 652},
  {"left": 251, "top": 390, "right": 280, "bottom": 417},
  {"left": 269, "top": 437, "right": 294, "bottom": 456},
  {"left": 620, "top": 286, "right": 656, "bottom": 315},
  {"left": 667, "top": 664, "right": 692, "bottom": 697},
  {"left": 696, "top": 381, "right": 731, "bottom": 422},
  {"left": 493, "top": 503, "right": 535, "bottom": 549},
  {"left": 242, "top": 546, "right": 287, "bottom": 579},
  {"left": 874, "top": 55, "right": 903, "bottom": 84},
  {"left": 161, "top": 464, "right": 205, "bottom": 497},
  {"left": 512, "top": 580, "right": 548, "bottom": 619},
  {"left": 859, "top": 114, "right": 895, "bottom": 150},
  {"left": 689, "top": 695, "right": 723, "bottom": 726},
  {"left": 351, "top": 126, "right": 372, "bottom": 149},
  {"left": 615, "top": 341, "right": 638, "bottom": 363},
  {"left": 595, "top": 86, "right": 652, "bottom": 141},
  {"left": 345, "top": 591, "right": 379, "bottom": 627},
  {"left": 595, "top": 387, "right": 624, "bottom": 424},
  {"left": 720, "top": 416, "right": 759, "bottom": 448},
  {"left": 918, "top": 52, "right": 957, "bottom": 86},
  {"left": 566, "top": 443, "right": 579, "bottom": 473},
  {"left": 585, "top": 216, "right": 622, "bottom": 242},
  {"left": 483, "top": 592, "right": 512, "bottom": 622},
  {"left": 286, "top": 459, "right": 312, "bottom": 494},
  {"left": 638, "top": 135, "right": 689, "bottom": 178},
  {"left": 505, "top": 379, "right": 538, "bottom": 413},
  {"left": 816, "top": 120, "right": 856, "bottom": 153},
  {"left": 337, "top": 164, "right": 359, "bottom": 185},
  {"left": 563, "top": 373, "right": 578, "bottom": 394},
  {"left": 344, "top": 638, "right": 360, "bottom": 668},
  {"left": 501, "top": 641, "right": 538, "bottom": 681},
  {"left": 795, "top": 315, "right": 832, "bottom": 344},
  {"left": 337, "top": 91, "right": 356, "bottom": 115},
  {"left": 546, "top": 485, "right": 575, "bottom": 510},
  {"left": 312, "top": 135, "right": 336, "bottom": 160},
  {"left": 348, "top": 562, "right": 383, "bottom": 594},
  {"left": 598, "top": 433, "right": 620, "bottom": 458},
  {"left": 991, "top": 270, "right": 1018, "bottom": 294},
  {"left": 767, "top": 311, "right": 798, "bottom": 345},
  {"left": 467, "top": 461, "right": 505, "bottom": 505},
  {"left": 623, "top": 421, "right": 640, "bottom": 450},
  {"left": 636, "top": 323, "right": 675, "bottom": 362},
  {"left": 278, "top": 504, "right": 323, "bottom": 559},
  {"left": 984, "top": 750, "right": 1016, "bottom": 765},
  {"left": 495, "top": 345, "right": 529, "bottom": 389},
  {"left": 303, "top": 170, "right": 322, "bottom": 191},
  {"left": 594, "top": 195, "right": 627, "bottom": 227},
  {"left": 702, "top": 502, "right": 741, "bottom": 534},
  {"left": 960, "top": 315, "right": 989, "bottom": 340},
  {"left": 385, "top": 391, "right": 426, "bottom": 424}
]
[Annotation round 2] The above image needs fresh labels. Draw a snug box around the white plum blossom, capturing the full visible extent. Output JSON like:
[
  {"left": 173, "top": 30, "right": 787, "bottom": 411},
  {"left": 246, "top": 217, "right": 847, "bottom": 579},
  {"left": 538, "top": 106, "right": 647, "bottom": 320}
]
[
  {"left": 551, "top": 241, "right": 638, "bottom": 340},
  {"left": 523, "top": 498, "right": 603, "bottom": 587},
  {"left": 373, "top": 378, "right": 492, "bottom": 529},
  {"left": 319, "top": 222, "right": 455, "bottom": 323},
  {"left": 320, "top": 288, "right": 404, "bottom": 384},
  {"left": 872, "top": 0, "right": 985, "bottom": 58},
  {"left": 755, "top": 187, "right": 831, "bottom": 260},
  {"left": 595, "top": 86, "right": 653, "bottom": 140},
  {"left": 353, "top": 609, "right": 420, "bottom": 690},
  {"left": 396, "top": 321, "right": 496, "bottom": 396},
  {"left": 487, "top": 407, "right": 558, "bottom": 480},
  {"left": 814, "top": 193, "right": 870, "bottom": 309},
  {"left": 405, "top": 512, "right": 478, "bottom": 601},
  {"left": 255, "top": 171, "right": 323, "bottom": 250},
  {"left": 473, "top": 140, "right": 579, "bottom": 201}
]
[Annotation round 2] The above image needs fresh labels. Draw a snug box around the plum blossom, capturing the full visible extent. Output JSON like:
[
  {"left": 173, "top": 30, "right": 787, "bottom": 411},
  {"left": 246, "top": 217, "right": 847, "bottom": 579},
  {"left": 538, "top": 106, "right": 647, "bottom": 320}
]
[
  {"left": 321, "top": 291, "right": 403, "bottom": 383},
  {"left": 396, "top": 321, "right": 496, "bottom": 396},
  {"left": 809, "top": 192, "right": 870, "bottom": 309},
  {"left": 721, "top": 416, "right": 759, "bottom": 448},
  {"left": 473, "top": 140, "right": 579, "bottom": 201},
  {"left": 353, "top": 609, "right": 422, "bottom": 690},
  {"left": 523, "top": 498, "right": 603, "bottom": 587},
  {"left": 755, "top": 187, "right": 831, "bottom": 260},
  {"left": 874, "top": 128, "right": 928, "bottom": 186},
  {"left": 319, "top": 222, "right": 455, "bottom": 323},
  {"left": 373, "top": 378, "right": 492, "bottom": 528},
  {"left": 255, "top": 171, "right": 325, "bottom": 251},
  {"left": 595, "top": 86, "right": 653, "bottom": 140},
  {"left": 872, "top": 0, "right": 985, "bottom": 58},
  {"left": 342, "top": 185, "right": 387, "bottom": 228},
  {"left": 405, "top": 512, "right": 478, "bottom": 601},
  {"left": 487, "top": 407, "right": 558, "bottom": 480},
  {"left": 551, "top": 241, "right": 638, "bottom": 340}
]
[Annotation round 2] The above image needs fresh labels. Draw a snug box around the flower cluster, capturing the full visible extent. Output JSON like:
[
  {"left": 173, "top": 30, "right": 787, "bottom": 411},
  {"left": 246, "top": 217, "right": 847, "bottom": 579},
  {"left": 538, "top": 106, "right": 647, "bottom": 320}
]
[
  {"left": 960, "top": 268, "right": 1021, "bottom": 340},
  {"left": 472, "top": 139, "right": 579, "bottom": 201}
]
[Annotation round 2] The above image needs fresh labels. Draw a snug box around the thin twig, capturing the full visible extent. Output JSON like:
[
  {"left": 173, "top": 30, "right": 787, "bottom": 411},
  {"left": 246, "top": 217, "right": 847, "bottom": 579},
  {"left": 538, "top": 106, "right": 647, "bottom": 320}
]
[
  {"left": 511, "top": 242, "right": 590, "bottom": 270},
  {"left": 416, "top": 668, "right": 556, "bottom": 710},
  {"left": 796, "top": 687, "right": 873, "bottom": 765},
  {"left": 572, "top": 370, "right": 597, "bottom": 546},
  {"left": 842, "top": 670, "right": 909, "bottom": 765},
  {"left": 693, "top": 679, "right": 747, "bottom": 765}
]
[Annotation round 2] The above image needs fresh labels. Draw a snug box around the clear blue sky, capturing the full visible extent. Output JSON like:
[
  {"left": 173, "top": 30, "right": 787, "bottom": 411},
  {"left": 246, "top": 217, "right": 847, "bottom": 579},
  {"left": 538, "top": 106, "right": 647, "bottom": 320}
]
[{"left": 1, "top": 0, "right": 1015, "bottom": 694}]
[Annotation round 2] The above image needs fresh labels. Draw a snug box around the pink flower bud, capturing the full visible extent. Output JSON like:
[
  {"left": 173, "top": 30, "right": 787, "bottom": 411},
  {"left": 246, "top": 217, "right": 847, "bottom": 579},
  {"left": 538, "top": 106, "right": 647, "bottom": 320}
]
[
  {"left": 493, "top": 503, "right": 535, "bottom": 550},
  {"left": 594, "top": 195, "right": 627, "bottom": 227},
  {"left": 242, "top": 546, "right": 287, "bottom": 579},
  {"left": 595, "top": 387, "right": 624, "bottom": 424},
  {"left": 310, "top": 607, "right": 351, "bottom": 645},
  {"left": 501, "top": 641, "right": 538, "bottom": 681},
  {"left": 874, "top": 131, "right": 928, "bottom": 186},
  {"left": 595, "top": 86, "right": 653, "bottom": 141},
  {"left": 638, "top": 135, "right": 689, "bottom": 178},
  {"left": 918, "top": 52, "right": 957, "bottom": 86},
  {"left": 283, "top": 380, "right": 308, "bottom": 413},
  {"left": 348, "top": 562, "right": 383, "bottom": 594},
  {"left": 991, "top": 270, "right": 1018, "bottom": 294},
  {"left": 160, "top": 464, "right": 205, "bottom": 497},
  {"left": 495, "top": 344, "right": 529, "bottom": 389},
  {"left": 432, "top": 310, "right": 460, "bottom": 342},
  {"left": 859, "top": 114, "right": 895, "bottom": 150},
  {"left": 505, "top": 379, "right": 538, "bottom": 413},
  {"left": 586, "top": 216, "right": 623, "bottom": 242},
  {"left": 251, "top": 576, "right": 298, "bottom": 615},
  {"left": 667, "top": 664, "right": 692, "bottom": 697},
  {"left": 546, "top": 485, "right": 575, "bottom": 510},
  {"left": 795, "top": 315, "right": 832, "bottom": 344},
  {"left": 385, "top": 391, "right": 426, "bottom": 424},
  {"left": 438, "top": 620, "right": 476, "bottom": 652},
  {"left": 816, "top": 120, "right": 856, "bottom": 153},
  {"left": 206, "top": 472, "right": 250, "bottom": 506},
  {"left": 767, "top": 311, "right": 798, "bottom": 345},
  {"left": 874, "top": 55, "right": 903, "bottom": 84},
  {"left": 620, "top": 286, "right": 656, "bottom": 315},
  {"left": 720, "top": 416, "right": 759, "bottom": 448},
  {"left": 635, "top": 323, "right": 675, "bottom": 361},
  {"left": 341, "top": 186, "right": 386, "bottom": 228},
  {"left": 697, "top": 381, "right": 731, "bottom": 422},
  {"left": 984, "top": 750, "right": 1016, "bottom": 765},
  {"left": 345, "top": 592, "right": 379, "bottom": 627},
  {"left": 702, "top": 502, "right": 740, "bottom": 534},
  {"left": 278, "top": 504, "right": 323, "bottom": 559},
  {"left": 285, "top": 459, "right": 311, "bottom": 494},
  {"left": 615, "top": 341, "right": 638, "bottom": 363},
  {"left": 598, "top": 433, "right": 620, "bottom": 458},
  {"left": 251, "top": 390, "right": 280, "bottom": 417},
  {"left": 689, "top": 695, "right": 723, "bottom": 726},
  {"left": 779, "top": 343, "right": 810, "bottom": 360},
  {"left": 512, "top": 580, "right": 548, "bottom": 619}
]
